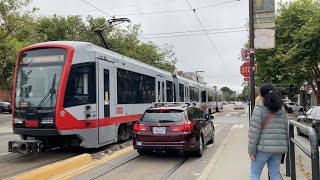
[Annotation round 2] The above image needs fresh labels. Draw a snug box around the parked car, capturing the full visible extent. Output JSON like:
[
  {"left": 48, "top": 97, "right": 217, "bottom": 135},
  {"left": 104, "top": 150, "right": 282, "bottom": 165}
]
[
  {"left": 132, "top": 102, "right": 215, "bottom": 157},
  {"left": 234, "top": 101, "right": 244, "bottom": 110},
  {"left": 296, "top": 106, "right": 320, "bottom": 140},
  {"left": 0, "top": 101, "right": 12, "bottom": 113},
  {"left": 285, "top": 102, "right": 303, "bottom": 113}
]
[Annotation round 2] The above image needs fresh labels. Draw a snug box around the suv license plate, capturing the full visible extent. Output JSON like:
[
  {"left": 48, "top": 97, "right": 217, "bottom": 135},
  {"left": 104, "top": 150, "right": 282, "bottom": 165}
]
[{"left": 153, "top": 127, "right": 166, "bottom": 134}]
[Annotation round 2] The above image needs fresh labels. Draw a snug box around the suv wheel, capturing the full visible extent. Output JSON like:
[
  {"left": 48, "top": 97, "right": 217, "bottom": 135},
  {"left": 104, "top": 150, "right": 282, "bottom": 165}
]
[{"left": 194, "top": 135, "right": 204, "bottom": 157}]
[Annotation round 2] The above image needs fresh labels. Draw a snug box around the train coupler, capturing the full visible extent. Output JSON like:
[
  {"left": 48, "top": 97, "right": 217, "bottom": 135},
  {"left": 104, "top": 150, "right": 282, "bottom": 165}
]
[{"left": 8, "top": 140, "right": 42, "bottom": 155}]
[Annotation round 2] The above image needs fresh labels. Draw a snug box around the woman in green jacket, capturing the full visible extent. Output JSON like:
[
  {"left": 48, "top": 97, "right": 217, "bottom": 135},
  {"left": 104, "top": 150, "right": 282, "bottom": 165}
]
[{"left": 248, "top": 83, "right": 288, "bottom": 180}]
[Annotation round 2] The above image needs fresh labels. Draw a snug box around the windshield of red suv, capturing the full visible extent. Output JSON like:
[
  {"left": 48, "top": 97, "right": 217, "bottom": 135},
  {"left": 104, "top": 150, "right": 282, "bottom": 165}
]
[{"left": 141, "top": 109, "right": 185, "bottom": 122}]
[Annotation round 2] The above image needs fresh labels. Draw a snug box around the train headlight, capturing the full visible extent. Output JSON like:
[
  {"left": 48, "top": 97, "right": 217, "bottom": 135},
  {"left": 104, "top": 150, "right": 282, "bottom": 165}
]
[
  {"left": 41, "top": 117, "right": 54, "bottom": 124},
  {"left": 14, "top": 118, "right": 23, "bottom": 124}
]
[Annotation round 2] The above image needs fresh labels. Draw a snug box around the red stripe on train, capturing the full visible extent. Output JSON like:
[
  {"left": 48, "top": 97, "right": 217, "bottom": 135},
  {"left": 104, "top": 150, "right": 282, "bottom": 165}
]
[{"left": 57, "top": 110, "right": 141, "bottom": 130}]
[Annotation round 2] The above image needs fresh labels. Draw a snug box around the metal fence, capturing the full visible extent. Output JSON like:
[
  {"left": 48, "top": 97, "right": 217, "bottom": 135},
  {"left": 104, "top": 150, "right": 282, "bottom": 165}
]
[{"left": 286, "top": 120, "right": 319, "bottom": 180}]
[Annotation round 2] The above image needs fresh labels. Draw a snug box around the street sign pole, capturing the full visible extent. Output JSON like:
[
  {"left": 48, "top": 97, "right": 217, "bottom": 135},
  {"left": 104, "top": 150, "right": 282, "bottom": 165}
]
[{"left": 249, "top": 0, "right": 255, "bottom": 114}]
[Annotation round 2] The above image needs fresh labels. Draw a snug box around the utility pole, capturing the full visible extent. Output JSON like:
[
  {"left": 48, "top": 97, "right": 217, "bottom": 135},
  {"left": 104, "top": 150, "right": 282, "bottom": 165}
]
[{"left": 249, "top": 0, "right": 255, "bottom": 113}]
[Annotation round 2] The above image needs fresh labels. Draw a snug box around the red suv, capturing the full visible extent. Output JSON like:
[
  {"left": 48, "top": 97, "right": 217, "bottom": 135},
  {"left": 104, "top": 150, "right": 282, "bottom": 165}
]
[{"left": 132, "top": 103, "right": 215, "bottom": 157}]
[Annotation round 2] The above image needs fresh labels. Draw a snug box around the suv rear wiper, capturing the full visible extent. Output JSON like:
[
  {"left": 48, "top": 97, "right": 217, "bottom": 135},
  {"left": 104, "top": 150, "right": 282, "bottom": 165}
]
[{"left": 159, "top": 120, "right": 175, "bottom": 123}]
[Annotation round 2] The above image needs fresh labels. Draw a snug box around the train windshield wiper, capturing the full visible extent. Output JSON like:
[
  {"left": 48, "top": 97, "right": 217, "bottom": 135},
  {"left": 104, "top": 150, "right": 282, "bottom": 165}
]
[{"left": 37, "top": 74, "right": 56, "bottom": 108}]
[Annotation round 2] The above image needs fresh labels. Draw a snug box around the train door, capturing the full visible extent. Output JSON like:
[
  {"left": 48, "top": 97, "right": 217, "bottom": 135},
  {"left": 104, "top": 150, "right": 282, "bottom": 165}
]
[
  {"left": 156, "top": 76, "right": 166, "bottom": 102},
  {"left": 97, "top": 61, "right": 116, "bottom": 145}
]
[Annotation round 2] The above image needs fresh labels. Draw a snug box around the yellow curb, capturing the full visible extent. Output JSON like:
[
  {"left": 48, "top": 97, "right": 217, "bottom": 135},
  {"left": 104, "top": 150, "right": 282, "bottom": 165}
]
[
  {"left": 9, "top": 154, "right": 92, "bottom": 180},
  {"left": 54, "top": 146, "right": 134, "bottom": 180}
]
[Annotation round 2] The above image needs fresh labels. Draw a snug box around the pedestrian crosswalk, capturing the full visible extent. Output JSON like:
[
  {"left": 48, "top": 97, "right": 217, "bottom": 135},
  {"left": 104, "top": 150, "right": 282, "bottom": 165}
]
[{"left": 214, "top": 124, "right": 246, "bottom": 129}]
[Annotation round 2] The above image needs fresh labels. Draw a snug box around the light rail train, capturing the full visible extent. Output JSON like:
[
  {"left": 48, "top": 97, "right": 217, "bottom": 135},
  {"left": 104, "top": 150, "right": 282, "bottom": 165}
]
[{"left": 9, "top": 41, "right": 221, "bottom": 154}]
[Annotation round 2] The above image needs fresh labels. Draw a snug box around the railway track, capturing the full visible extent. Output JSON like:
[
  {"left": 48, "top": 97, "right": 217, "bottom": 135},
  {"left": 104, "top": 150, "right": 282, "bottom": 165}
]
[
  {"left": 0, "top": 147, "right": 62, "bottom": 164},
  {"left": 88, "top": 153, "right": 189, "bottom": 180}
]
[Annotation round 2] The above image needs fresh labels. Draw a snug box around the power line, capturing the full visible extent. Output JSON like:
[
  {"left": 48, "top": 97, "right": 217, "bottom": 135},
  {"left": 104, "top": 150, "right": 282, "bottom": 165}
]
[
  {"left": 142, "top": 26, "right": 247, "bottom": 36},
  {"left": 80, "top": 0, "right": 149, "bottom": 41},
  {"left": 144, "top": 29, "right": 247, "bottom": 39},
  {"left": 116, "top": 8, "right": 192, "bottom": 16},
  {"left": 196, "top": 0, "right": 237, "bottom": 10},
  {"left": 185, "top": 0, "right": 224, "bottom": 61},
  {"left": 113, "top": 0, "right": 236, "bottom": 17}
]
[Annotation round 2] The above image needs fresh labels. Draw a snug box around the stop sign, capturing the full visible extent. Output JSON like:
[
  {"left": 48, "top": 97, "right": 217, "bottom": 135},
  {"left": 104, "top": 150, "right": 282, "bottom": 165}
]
[{"left": 240, "top": 62, "right": 256, "bottom": 77}]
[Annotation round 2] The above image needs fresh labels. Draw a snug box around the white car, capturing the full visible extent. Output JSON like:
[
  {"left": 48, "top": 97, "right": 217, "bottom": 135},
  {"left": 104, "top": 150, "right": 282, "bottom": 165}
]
[
  {"left": 234, "top": 102, "right": 244, "bottom": 110},
  {"left": 285, "top": 102, "right": 303, "bottom": 113}
]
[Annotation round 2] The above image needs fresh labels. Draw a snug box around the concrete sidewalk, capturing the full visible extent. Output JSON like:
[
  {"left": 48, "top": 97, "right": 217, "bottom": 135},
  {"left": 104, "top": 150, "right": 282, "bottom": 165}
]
[{"left": 200, "top": 125, "right": 308, "bottom": 180}]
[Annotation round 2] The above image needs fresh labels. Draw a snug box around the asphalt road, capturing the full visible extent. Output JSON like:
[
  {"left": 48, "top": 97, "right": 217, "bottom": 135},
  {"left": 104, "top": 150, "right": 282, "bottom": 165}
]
[
  {"left": 0, "top": 105, "right": 317, "bottom": 179},
  {"left": 0, "top": 113, "right": 20, "bottom": 154},
  {"left": 71, "top": 105, "right": 251, "bottom": 180}
]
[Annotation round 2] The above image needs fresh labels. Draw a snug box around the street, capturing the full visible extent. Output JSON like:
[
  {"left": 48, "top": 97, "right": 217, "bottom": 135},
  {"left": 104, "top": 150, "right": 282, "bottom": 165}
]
[
  {"left": 0, "top": 113, "right": 19, "bottom": 154},
  {"left": 68, "top": 105, "right": 252, "bottom": 180},
  {"left": 0, "top": 105, "right": 314, "bottom": 179}
]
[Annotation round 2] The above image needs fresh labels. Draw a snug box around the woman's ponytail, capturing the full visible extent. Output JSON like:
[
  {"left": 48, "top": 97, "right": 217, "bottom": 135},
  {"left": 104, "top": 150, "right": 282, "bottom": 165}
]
[{"left": 260, "top": 84, "right": 283, "bottom": 112}]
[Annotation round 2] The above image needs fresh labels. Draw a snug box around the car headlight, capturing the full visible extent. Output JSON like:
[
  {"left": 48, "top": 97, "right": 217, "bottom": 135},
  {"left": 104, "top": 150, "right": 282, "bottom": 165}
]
[{"left": 14, "top": 118, "right": 23, "bottom": 124}]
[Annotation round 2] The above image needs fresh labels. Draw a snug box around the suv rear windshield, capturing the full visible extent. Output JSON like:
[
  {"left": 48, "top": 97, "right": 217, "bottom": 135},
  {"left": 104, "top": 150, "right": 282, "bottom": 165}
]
[{"left": 141, "top": 109, "right": 184, "bottom": 122}]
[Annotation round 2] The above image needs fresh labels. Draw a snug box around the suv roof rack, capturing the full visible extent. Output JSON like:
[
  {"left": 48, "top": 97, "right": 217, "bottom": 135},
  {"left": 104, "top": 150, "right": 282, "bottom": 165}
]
[{"left": 151, "top": 102, "right": 198, "bottom": 108}]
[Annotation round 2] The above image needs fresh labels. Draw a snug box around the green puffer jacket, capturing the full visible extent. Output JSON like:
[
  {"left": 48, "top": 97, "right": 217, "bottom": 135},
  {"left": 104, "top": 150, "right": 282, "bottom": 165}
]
[{"left": 248, "top": 105, "right": 288, "bottom": 155}]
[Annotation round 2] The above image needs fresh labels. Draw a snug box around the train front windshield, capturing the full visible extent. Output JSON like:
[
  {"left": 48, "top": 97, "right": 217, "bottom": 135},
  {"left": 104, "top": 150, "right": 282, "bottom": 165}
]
[{"left": 15, "top": 48, "right": 67, "bottom": 109}]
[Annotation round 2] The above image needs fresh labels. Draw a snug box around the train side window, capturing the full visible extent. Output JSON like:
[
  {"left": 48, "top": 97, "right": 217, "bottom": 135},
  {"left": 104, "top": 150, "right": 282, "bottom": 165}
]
[
  {"left": 162, "top": 82, "right": 165, "bottom": 102},
  {"left": 202, "top": 90, "right": 206, "bottom": 102},
  {"left": 117, "top": 68, "right": 133, "bottom": 104},
  {"left": 146, "top": 76, "right": 155, "bottom": 103},
  {"left": 64, "top": 63, "right": 96, "bottom": 108},
  {"left": 166, "top": 81, "right": 173, "bottom": 102},
  {"left": 208, "top": 91, "right": 213, "bottom": 102},
  {"left": 190, "top": 87, "right": 199, "bottom": 102},
  {"left": 179, "top": 84, "right": 184, "bottom": 102},
  {"left": 133, "top": 73, "right": 146, "bottom": 103}
]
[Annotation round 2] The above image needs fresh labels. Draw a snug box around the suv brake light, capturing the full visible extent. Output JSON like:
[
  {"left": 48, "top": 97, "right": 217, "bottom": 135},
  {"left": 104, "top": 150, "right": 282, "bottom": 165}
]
[
  {"left": 133, "top": 123, "right": 148, "bottom": 131},
  {"left": 171, "top": 123, "right": 193, "bottom": 132}
]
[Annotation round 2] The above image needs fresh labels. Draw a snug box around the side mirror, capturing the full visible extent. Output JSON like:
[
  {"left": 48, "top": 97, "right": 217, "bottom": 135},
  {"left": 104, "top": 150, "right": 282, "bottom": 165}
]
[{"left": 206, "top": 114, "right": 214, "bottom": 120}]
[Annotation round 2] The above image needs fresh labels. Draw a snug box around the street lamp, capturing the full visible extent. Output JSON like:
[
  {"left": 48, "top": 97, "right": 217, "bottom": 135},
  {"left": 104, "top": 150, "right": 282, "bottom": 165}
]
[{"left": 213, "top": 86, "right": 218, "bottom": 112}]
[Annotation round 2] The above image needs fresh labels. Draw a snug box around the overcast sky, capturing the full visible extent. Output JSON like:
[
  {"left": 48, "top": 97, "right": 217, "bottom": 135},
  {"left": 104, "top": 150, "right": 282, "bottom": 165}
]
[{"left": 28, "top": 0, "right": 290, "bottom": 93}]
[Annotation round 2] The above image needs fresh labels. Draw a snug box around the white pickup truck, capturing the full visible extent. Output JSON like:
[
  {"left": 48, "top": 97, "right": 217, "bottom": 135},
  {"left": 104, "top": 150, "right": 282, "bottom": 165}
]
[{"left": 285, "top": 102, "right": 304, "bottom": 113}]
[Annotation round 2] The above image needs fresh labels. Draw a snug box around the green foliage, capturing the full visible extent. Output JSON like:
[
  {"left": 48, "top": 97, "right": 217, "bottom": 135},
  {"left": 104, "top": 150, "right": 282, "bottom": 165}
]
[
  {"left": 220, "top": 87, "right": 233, "bottom": 96},
  {"left": 0, "top": 3, "right": 177, "bottom": 91},
  {"left": 35, "top": 15, "right": 177, "bottom": 73},
  {"left": 0, "top": 0, "right": 41, "bottom": 91},
  {"left": 255, "top": 0, "right": 320, "bottom": 103}
]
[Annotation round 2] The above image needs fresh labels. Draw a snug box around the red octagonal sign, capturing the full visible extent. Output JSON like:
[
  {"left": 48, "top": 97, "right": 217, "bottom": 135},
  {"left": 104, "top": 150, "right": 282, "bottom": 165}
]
[{"left": 240, "top": 62, "right": 256, "bottom": 77}]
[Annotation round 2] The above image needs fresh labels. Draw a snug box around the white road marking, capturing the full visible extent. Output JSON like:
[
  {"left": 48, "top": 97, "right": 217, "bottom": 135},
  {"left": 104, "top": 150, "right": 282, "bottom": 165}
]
[
  {"left": 225, "top": 114, "right": 231, "bottom": 117},
  {"left": 0, "top": 152, "right": 10, "bottom": 156},
  {"left": 239, "top": 124, "right": 244, "bottom": 128},
  {"left": 231, "top": 124, "right": 239, "bottom": 129},
  {"left": 241, "top": 114, "right": 247, "bottom": 117},
  {"left": 215, "top": 123, "right": 229, "bottom": 134}
]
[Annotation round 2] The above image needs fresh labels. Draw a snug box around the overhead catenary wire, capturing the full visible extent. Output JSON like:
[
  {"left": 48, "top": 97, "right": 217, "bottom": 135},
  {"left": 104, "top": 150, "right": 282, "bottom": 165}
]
[
  {"left": 80, "top": 0, "right": 149, "bottom": 41},
  {"left": 184, "top": 0, "right": 224, "bottom": 61},
  {"left": 196, "top": 0, "right": 238, "bottom": 10},
  {"left": 142, "top": 26, "right": 247, "bottom": 36},
  {"left": 112, "top": 0, "right": 237, "bottom": 17},
  {"left": 143, "top": 29, "right": 247, "bottom": 39}
]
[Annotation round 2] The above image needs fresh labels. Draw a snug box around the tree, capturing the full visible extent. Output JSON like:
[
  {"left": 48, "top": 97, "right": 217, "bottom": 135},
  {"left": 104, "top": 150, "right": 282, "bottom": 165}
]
[
  {"left": 255, "top": 0, "right": 320, "bottom": 103},
  {"left": 220, "top": 87, "right": 233, "bottom": 95},
  {"left": 36, "top": 15, "right": 177, "bottom": 73},
  {"left": 0, "top": 0, "right": 42, "bottom": 91}
]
